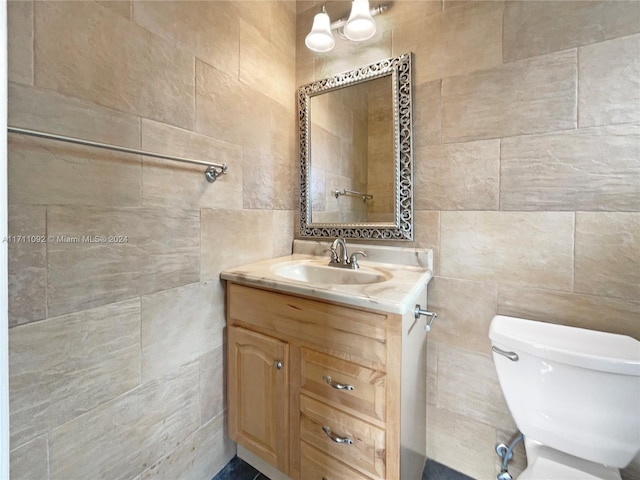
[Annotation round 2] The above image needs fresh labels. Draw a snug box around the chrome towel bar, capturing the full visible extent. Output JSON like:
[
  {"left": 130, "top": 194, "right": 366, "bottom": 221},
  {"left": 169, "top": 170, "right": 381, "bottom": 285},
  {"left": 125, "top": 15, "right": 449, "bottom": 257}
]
[
  {"left": 333, "top": 188, "right": 373, "bottom": 202},
  {"left": 8, "top": 126, "right": 228, "bottom": 183}
]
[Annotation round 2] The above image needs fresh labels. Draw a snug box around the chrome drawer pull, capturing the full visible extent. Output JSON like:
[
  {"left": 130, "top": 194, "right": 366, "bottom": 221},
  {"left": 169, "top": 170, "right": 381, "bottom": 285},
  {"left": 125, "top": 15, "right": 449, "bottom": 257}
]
[
  {"left": 322, "top": 426, "right": 353, "bottom": 445},
  {"left": 492, "top": 346, "right": 519, "bottom": 362},
  {"left": 323, "top": 375, "right": 354, "bottom": 391}
]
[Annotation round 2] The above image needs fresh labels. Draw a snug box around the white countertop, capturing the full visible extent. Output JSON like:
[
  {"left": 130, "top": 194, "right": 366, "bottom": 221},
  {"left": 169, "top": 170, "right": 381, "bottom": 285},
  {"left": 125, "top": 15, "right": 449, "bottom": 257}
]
[{"left": 220, "top": 241, "right": 433, "bottom": 314}]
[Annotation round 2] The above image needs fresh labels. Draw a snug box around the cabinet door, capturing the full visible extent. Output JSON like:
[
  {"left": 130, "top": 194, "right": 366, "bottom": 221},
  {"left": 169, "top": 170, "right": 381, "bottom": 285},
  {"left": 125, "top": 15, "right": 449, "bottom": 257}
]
[{"left": 228, "top": 326, "right": 289, "bottom": 473}]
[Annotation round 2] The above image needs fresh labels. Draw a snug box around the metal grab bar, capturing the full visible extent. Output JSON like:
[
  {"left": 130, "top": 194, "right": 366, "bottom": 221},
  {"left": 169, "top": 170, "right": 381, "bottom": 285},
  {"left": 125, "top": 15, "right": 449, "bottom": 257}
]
[
  {"left": 333, "top": 189, "right": 373, "bottom": 202},
  {"left": 8, "top": 126, "right": 228, "bottom": 183}
]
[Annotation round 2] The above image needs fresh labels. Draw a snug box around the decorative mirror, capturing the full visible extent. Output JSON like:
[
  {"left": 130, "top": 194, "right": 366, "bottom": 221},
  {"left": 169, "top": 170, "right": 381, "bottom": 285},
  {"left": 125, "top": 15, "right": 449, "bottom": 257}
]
[{"left": 298, "top": 53, "right": 413, "bottom": 240}]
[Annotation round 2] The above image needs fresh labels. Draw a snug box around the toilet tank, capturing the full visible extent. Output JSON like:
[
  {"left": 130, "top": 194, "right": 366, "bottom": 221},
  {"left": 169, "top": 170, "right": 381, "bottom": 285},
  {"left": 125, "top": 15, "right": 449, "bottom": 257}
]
[{"left": 489, "top": 315, "right": 640, "bottom": 468}]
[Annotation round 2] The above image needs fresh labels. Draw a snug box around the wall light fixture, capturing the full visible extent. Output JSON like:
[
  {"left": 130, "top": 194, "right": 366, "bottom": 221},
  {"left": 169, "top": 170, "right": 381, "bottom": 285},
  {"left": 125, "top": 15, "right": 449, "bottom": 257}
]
[{"left": 305, "top": 1, "right": 388, "bottom": 53}]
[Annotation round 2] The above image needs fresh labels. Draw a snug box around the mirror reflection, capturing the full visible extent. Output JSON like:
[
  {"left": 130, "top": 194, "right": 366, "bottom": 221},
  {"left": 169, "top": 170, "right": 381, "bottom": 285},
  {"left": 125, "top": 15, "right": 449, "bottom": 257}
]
[
  {"left": 298, "top": 53, "right": 413, "bottom": 240},
  {"left": 310, "top": 75, "right": 394, "bottom": 224}
]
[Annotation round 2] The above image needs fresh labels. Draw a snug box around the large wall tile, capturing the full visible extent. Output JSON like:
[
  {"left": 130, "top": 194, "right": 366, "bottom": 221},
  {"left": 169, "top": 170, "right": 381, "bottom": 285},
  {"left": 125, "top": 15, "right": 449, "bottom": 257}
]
[
  {"left": 579, "top": 34, "right": 640, "bottom": 128},
  {"left": 201, "top": 209, "right": 274, "bottom": 281},
  {"left": 415, "top": 140, "right": 500, "bottom": 210},
  {"left": 9, "top": 299, "right": 141, "bottom": 447},
  {"left": 234, "top": 0, "right": 277, "bottom": 45},
  {"left": 243, "top": 149, "right": 297, "bottom": 210},
  {"left": 273, "top": 210, "right": 296, "bottom": 257},
  {"left": 34, "top": 1, "right": 195, "bottom": 129},
  {"left": 8, "top": 0, "right": 33, "bottom": 85},
  {"left": 414, "top": 211, "right": 440, "bottom": 274},
  {"left": 426, "top": 339, "right": 438, "bottom": 406},
  {"left": 427, "top": 277, "right": 498, "bottom": 353},
  {"left": 270, "top": 1, "right": 297, "bottom": 59},
  {"left": 498, "top": 285, "right": 640, "bottom": 339},
  {"left": 141, "top": 412, "right": 235, "bottom": 480},
  {"left": 501, "top": 124, "right": 640, "bottom": 211},
  {"left": 140, "top": 119, "right": 243, "bottom": 209},
  {"left": 436, "top": 344, "right": 515, "bottom": 431},
  {"left": 240, "top": 19, "right": 295, "bottom": 109},
  {"left": 440, "top": 211, "right": 574, "bottom": 290},
  {"left": 270, "top": 98, "right": 297, "bottom": 161},
  {"left": 10, "top": 435, "right": 48, "bottom": 480},
  {"left": 47, "top": 206, "right": 200, "bottom": 317},
  {"left": 8, "top": 205, "right": 46, "bottom": 327},
  {"left": 504, "top": 1, "right": 640, "bottom": 62},
  {"left": 393, "top": 2, "right": 502, "bottom": 84},
  {"left": 8, "top": 84, "right": 143, "bottom": 206},
  {"left": 141, "top": 282, "right": 224, "bottom": 382},
  {"left": 310, "top": 124, "right": 341, "bottom": 174},
  {"left": 96, "top": 1, "right": 131, "bottom": 20},
  {"left": 199, "top": 346, "right": 225, "bottom": 425},
  {"left": 575, "top": 213, "right": 640, "bottom": 301},
  {"left": 413, "top": 80, "right": 442, "bottom": 148},
  {"left": 8, "top": 135, "right": 142, "bottom": 207},
  {"left": 8, "top": 84, "right": 140, "bottom": 206},
  {"left": 8, "top": 83, "right": 141, "bottom": 148},
  {"left": 49, "top": 363, "right": 200, "bottom": 480},
  {"left": 377, "top": 0, "right": 443, "bottom": 31},
  {"left": 384, "top": 211, "right": 440, "bottom": 273},
  {"left": 195, "top": 60, "right": 271, "bottom": 153},
  {"left": 133, "top": 0, "right": 239, "bottom": 74},
  {"left": 442, "top": 50, "right": 577, "bottom": 143},
  {"left": 426, "top": 405, "right": 497, "bottom": 480}
]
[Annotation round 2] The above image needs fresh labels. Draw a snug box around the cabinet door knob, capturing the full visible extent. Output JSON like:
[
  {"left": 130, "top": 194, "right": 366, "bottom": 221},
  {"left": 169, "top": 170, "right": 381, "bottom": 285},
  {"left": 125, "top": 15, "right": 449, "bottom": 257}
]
[
  {"left": 323, "top": 375, "right": 354, "bottom": 391},
  {"left": 274, "top": 360, "right": 283, "bottom": 370},
  {"left": 322, "top": 425, "right": 353, "bottom": 445}
]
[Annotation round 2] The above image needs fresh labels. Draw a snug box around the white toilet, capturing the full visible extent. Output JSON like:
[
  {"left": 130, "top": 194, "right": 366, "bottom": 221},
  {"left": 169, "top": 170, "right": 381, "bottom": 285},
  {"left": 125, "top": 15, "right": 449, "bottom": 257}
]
[{"left": 489, "top": 315, "right": 640, "bottom": 480}]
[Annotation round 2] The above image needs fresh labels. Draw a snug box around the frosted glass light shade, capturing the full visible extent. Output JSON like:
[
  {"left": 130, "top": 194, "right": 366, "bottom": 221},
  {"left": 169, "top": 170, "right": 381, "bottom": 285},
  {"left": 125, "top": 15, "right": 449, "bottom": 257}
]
[
  {"left": 343, "top": 0, "right": 376, "bottom": 41},
  {"left": 305, "top": 10, "right": 335, "bottom": 52}
]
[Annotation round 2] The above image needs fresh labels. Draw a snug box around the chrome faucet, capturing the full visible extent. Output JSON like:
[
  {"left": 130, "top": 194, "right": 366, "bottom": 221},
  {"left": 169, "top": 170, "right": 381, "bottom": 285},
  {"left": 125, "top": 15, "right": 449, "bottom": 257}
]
[
  {"left": 328, "top": 237, "right": 366, "bottom": 270},
  {"left": 331, "top": 237, "right": 349, "bottom": 265}
]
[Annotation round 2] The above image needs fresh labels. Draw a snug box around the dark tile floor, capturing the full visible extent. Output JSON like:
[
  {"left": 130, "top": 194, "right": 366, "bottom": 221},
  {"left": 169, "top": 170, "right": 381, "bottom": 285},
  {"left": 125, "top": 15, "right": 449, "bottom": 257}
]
[
  {"left": 212, "top": 456, "right": 270, "bottom": 480},
  {"left": 213, "top": 456, "right": 476, "bottom": 480},
  {"left": 422, "top": 459, "right": 475, "bottom": 480}
]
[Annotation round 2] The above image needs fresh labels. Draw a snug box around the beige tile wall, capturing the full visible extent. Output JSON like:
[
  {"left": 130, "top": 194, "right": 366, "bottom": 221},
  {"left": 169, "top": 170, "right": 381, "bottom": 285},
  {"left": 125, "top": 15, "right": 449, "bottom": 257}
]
[
  {"left": 297, "top": 1, "right": 640, "bottom": 478},
  {"left": 8, "top": 1, "right": 296, "bottom": 479},
  {"left": 7, "top": 1, "right": 639, "bottom": 479}
]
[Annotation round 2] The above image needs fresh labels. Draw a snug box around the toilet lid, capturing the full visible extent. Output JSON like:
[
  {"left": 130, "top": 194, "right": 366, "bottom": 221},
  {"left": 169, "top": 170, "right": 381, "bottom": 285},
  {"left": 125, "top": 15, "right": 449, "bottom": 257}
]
[{"left": 518, "top": 453, "right": 621, "bottom": 480}]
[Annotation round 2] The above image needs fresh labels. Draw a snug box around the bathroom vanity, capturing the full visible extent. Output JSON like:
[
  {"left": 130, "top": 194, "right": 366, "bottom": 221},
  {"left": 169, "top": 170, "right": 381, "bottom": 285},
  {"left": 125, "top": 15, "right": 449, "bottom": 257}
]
[{"left": 221, "top": 241, "right": 433, "bottom": 480}]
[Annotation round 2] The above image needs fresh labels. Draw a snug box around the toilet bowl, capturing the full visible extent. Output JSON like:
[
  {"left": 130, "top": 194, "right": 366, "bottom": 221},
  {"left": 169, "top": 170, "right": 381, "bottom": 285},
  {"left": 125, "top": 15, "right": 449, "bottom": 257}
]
[{"left": 489, "top": 315, "right": 640, "bottom": 480}]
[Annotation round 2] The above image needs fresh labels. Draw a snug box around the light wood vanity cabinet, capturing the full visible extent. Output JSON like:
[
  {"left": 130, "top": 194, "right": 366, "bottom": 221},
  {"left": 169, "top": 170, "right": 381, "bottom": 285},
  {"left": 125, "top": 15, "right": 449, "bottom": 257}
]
[
  {"left": 228, "top": 327, "right": 289, "bottom": 473},
  {"left": 227, "top": 281, "right": 426, "bottom": 480}
]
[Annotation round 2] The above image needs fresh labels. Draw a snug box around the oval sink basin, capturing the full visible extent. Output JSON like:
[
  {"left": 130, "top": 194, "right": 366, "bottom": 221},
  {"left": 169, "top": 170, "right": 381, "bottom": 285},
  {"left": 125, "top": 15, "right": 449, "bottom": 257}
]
[{"left": 273, "top": 261, "right": 391, "bottom": 285}]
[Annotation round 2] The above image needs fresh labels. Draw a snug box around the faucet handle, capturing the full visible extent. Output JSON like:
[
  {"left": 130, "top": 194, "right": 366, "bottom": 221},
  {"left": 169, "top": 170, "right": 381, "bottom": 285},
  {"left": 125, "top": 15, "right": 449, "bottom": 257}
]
[
  {"left": 324, "top": 248, "right": 338, "bottom": 263},
  {"left": 349, "top": 251, "right": 366, "bottom": 269}
]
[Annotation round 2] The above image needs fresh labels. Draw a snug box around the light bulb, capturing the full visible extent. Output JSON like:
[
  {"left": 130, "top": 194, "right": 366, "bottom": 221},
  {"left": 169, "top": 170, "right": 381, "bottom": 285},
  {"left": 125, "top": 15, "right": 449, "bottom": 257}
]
[
  {"left": 343, "top": 0, "right": 376, "bottom": 42},
  {"left": 305, "top": 8, "right": 335, "bottom": 52}
]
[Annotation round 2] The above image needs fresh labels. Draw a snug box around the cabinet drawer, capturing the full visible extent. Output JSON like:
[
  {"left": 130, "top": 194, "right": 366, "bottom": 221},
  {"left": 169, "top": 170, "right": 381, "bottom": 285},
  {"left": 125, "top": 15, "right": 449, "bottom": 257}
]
[
  {"left": 300, "top": 395, "right": 386, "bottom": 480},
  {"left": 301, "top": 442, "right": 373, "bottom": 480},
  {"left": 228, "top": 283, "right": 388, "bottom": 369},
  {"left": 301, "top": 349, "right": 386, "bottom": 424}
]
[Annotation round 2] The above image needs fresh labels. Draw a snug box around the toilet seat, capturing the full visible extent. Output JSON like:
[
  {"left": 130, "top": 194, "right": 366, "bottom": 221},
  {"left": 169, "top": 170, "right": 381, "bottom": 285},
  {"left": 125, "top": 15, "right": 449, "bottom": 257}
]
[{"left": 518, "top": 445, "right": 621, "bottom": 480}]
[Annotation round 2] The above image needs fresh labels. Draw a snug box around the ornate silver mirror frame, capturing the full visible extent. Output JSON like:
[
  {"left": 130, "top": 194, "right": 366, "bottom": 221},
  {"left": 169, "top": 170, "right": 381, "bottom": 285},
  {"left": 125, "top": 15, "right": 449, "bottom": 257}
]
[{"left": 298, "top": 52, "right": 413, "bottom": 241}]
